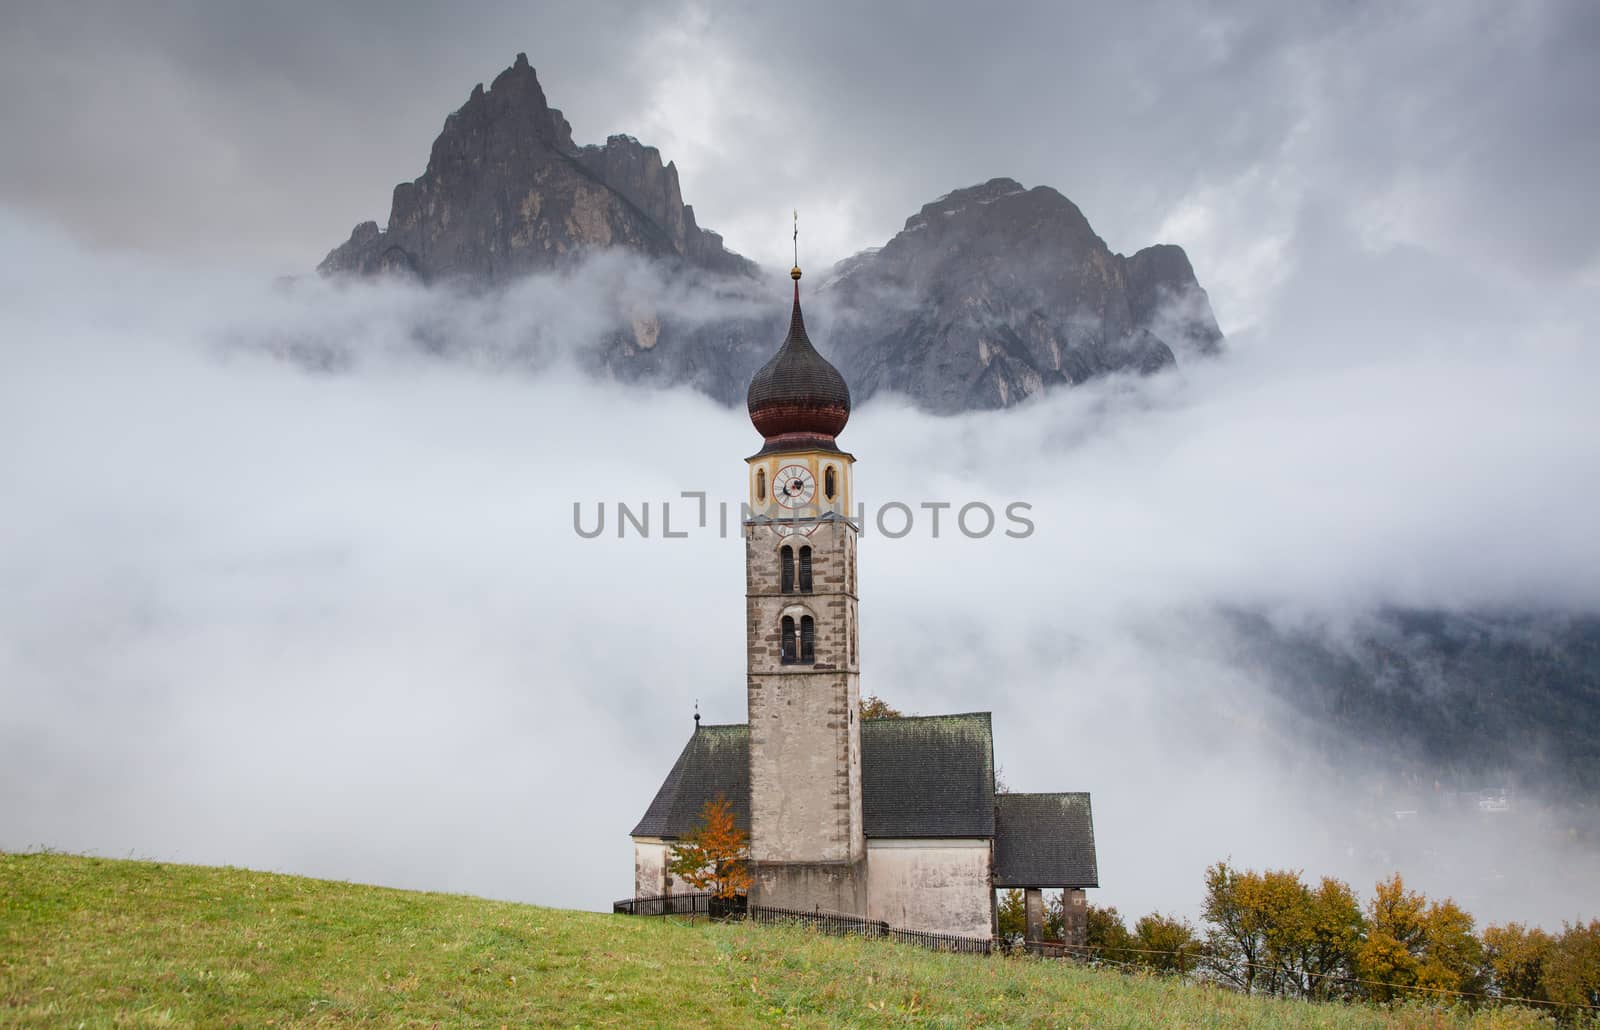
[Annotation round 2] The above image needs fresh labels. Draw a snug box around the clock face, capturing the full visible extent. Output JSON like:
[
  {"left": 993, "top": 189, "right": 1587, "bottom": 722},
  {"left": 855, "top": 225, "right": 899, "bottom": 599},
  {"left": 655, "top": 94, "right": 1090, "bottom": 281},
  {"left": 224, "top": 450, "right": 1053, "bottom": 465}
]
[{"left": 774, "top": 464, "right": 816, "bottom": 508}]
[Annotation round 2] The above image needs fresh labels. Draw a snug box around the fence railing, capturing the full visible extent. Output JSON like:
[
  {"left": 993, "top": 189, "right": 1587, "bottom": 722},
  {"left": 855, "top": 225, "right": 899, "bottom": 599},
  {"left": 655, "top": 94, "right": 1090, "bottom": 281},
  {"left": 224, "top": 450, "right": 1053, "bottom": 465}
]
[
  {"left": 886, "top": 925, "right": 995, "bottom": 955},
  {"left": 612, "top": 893, "right": 742, "bottom": 919},
  {"left": 744, "top": 901, "right": 882, "bottom": 938},
  {"left": 613, "top": 893, "right": 993, "bottom": 955}
]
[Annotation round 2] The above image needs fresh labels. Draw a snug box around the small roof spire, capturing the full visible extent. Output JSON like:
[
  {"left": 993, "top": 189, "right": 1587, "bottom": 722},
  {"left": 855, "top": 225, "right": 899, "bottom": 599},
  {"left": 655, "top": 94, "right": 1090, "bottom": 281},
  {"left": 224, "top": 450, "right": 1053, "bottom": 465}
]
[
  {"left": 693, "top": 698, "right": 701, "bottom": 729},
  {"left": 791, "top": 209, "right": 801, "bottom": 282}
]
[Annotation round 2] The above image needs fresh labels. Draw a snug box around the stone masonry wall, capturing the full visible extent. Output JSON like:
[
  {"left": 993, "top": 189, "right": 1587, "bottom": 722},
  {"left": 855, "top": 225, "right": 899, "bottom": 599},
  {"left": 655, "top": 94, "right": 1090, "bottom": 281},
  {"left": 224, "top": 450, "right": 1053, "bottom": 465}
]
[{"left": 746, "top": 513, "right": 864, "bottom": 914}]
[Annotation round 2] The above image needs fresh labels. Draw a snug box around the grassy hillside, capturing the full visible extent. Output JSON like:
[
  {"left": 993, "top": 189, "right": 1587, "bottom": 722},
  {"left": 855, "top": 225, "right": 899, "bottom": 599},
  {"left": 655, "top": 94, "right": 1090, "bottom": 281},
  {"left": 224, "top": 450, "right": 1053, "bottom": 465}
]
[{"left": 0, "top": 852, "right": 1554, "bottom": 1028}]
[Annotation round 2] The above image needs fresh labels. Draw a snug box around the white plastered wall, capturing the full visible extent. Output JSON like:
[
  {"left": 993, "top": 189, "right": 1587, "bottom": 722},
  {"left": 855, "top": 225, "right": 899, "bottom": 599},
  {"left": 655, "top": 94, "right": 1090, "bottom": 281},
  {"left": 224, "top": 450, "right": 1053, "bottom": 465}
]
[{"left": 866, "top": 839, "right": 993, "bottom": 938}]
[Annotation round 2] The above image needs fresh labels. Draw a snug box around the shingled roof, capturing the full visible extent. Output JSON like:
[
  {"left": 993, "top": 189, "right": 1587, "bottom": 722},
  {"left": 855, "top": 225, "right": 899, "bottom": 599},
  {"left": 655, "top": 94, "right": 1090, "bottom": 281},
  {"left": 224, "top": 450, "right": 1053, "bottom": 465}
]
[
  {"left": 632, "top": 712, "right": 1001, "bottom": 841},
  {"left": 860, "top": 712, "right": 996, "bottom": 838},
  {"left": 629, "top": 723, "right": 750, "bottom": 839},
  {"left": 992, "top": 792, "right": 1099, "bottom": 888}
]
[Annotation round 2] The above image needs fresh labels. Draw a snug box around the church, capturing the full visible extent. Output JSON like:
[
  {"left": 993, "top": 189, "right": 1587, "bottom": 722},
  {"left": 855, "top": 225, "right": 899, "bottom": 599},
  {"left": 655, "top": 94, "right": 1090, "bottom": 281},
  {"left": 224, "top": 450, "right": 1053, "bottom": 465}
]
[{"left": 629, "top": 261, "right": 1098, "bottom": 941}]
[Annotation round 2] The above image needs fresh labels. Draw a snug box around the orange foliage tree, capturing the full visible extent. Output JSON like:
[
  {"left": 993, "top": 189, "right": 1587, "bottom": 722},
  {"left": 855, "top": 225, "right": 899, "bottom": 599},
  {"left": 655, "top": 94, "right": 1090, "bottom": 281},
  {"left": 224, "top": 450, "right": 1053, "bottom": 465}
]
[
  {"left": 860, "top": 695, "right": 904, "bottom": 719},
  {"left": 667, "top": 795, "right": 751, "bottom": 900},
  {"left": 1356, "top": 873, "right": 1483, "bottom": 1001}
]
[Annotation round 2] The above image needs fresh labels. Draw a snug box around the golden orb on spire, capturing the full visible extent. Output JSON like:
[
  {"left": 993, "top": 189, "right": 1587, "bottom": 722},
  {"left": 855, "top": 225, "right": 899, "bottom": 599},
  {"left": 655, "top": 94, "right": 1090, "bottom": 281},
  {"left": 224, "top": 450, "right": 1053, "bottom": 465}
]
[{"left": 791, "top": 265, "right": 802, "bottom": 280}]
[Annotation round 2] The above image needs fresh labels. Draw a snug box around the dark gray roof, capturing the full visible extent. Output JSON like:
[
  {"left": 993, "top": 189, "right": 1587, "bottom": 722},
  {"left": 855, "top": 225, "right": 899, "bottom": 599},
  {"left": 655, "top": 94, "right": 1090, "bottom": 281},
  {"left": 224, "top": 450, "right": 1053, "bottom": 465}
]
[
  {"left": 992, "top": 792, "right": 1099, "bottom": 888},
  {"left": 861, "top": 712, "right": 996, "bottom": 838},
  {"left": 632, "top": 713, "right": 997, "bottom": 840},
  {"left": 631, "top": 715, "right": 1096, "bottom": 892},
  {"left": 629, "top": 723, "right": 750, "bottom": 839}
]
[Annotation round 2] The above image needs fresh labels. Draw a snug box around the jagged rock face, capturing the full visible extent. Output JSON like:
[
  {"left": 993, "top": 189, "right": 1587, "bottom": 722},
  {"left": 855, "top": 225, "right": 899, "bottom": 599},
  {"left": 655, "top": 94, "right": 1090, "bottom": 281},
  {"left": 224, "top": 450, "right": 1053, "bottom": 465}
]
[
  {"left": 819, "top": 179, "right": 1224, "bottom": 412},
  {"left": 1125, "top": 243, "right": 1224, "bottom": 360},
  {"left": 573, "top": 136, "right": 749, "bottom": 277},
  {"left": 317, "top": 56, "right": 1223, "bottom": 413},
  {"left": 319, "top": 53, "right": 754, "bottom": 283}
]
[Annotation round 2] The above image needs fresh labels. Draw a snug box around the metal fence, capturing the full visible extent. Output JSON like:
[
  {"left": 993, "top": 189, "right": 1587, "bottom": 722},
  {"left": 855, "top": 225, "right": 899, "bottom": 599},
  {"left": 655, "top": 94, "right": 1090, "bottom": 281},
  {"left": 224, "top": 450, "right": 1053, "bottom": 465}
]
[
  {"left": 885, "top": 925, "right": 995, "bottom": 955},
  {"left": 744, "top": 901, "right": 881, "bottom": 938},
  {"left": 613, "top": 893, "right": 993, "bottom": 956},
  {"left": 612, "top": 893, "right": 734, "bottom": 919}
]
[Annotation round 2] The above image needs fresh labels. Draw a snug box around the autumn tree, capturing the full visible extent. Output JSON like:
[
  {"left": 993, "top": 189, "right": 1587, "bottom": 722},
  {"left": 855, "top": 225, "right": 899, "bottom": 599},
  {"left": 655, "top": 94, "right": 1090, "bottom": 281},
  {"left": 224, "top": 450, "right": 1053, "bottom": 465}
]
[
  {"left": 1201, "top": 863, "right": 1364, "bottom": 999},
  {"left": 1482, "top": 922, "right": 1555, "bottom": 1002},
  {"left": 1281, "top": 877, "right": 1366, "bottom": 1000},
  {"left": 1064, "top": 904, "right": 1199, "bottom": 974},
  {"left": 1045, "top": 892, "right": 1065, "bottom": 941},
  {"left": 1202, "top": 862, "right": 1305, "bottom": 994},
  {"left": 997, "top": 888, "right": 1027, "bottom": 941},
  {"left": 1544, "top": 919, "right": 1600, "bottom": 1015},
  {"left": 860, "top": 695, "right": 904, "bottom": 719},
  {"left": 1417, "top": 897, "right": 1485, "bottom": 996},
  {"left": 1356, "top": 873, "right": 1483, "bottom": 1001},
  {"left": 1081, "top": 904, "right": 1136, "bottom": 964},
  {"left": 1133, "top": 913, "right": 1203, "bottom": 976},
  {"left": 1356, "top": 874, "right": 1426, "bottom": 1000},
  {"left": 1044, "top": 894, "right": 1082, "bottom": 944},
  {"left": 667, "top": 795, "right": 750, "bottom": 900}
]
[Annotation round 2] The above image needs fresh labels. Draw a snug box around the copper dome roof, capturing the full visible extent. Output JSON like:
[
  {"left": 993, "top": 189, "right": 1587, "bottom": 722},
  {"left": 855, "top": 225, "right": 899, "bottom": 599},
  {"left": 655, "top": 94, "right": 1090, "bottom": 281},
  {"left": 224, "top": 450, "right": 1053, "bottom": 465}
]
[{"left": 747, "top": 270, "right": 851, "bottom": 451}]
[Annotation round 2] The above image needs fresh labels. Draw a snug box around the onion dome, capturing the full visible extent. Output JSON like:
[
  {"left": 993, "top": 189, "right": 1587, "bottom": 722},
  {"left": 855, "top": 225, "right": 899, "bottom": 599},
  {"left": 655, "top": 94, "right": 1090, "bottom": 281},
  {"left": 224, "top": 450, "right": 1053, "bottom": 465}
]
[{"left": 747, "top": 266, "right": 852, "bottom": 452}]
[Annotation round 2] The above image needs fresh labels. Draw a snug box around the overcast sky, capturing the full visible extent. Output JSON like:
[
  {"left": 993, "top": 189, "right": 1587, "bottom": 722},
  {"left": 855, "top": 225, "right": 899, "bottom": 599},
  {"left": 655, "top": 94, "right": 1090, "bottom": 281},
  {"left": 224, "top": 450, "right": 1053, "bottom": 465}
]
[
  {"left": 3, "top": 1, "right": 1599, "bottom": 926},
  {"left": 4, "top": 0, "right": 1597, "bottom": 332}
]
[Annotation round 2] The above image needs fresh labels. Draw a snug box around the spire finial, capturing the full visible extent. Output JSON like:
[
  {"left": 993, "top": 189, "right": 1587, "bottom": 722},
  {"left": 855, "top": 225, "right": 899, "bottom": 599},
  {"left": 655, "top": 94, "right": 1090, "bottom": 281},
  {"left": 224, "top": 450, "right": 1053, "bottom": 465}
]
[
  {"left": 791, "top": 210, "right": 801, "bottom": 281},
  {"left": 693, "top": 698, "right": 701, "bottom": 728}
]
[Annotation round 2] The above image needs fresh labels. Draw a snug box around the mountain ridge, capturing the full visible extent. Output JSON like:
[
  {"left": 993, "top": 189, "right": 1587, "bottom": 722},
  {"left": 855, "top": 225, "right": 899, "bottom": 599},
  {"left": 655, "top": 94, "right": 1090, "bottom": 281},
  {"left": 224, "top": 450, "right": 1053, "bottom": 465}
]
[
  {"left": 319, "top": 53, "right": 755, "bottom": 283},
  {"left": 317, "top": 55, "right": 1223, "bottom": 414},
  {"left": 820, "top": 177, "right": 1223, "bottom": 412}
]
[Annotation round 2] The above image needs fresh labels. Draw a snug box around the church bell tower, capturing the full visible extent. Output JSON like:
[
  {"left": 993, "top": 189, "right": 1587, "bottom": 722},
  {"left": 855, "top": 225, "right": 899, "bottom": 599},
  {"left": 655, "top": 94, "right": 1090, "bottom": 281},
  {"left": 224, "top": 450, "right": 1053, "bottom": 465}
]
[{"left": 743, "top": 259, "right": 866, "bottom": 915}]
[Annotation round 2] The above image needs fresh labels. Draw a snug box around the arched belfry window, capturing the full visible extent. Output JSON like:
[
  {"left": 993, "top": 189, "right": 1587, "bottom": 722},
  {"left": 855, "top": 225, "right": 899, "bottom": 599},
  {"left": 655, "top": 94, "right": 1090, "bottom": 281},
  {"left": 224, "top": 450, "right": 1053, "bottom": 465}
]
[
  {"left": 824, "top": 466, "right": 837, "bottom": 501},
  {"left": 781, "top": 615, "right": 797, "bottom": 664},
  {"left": 800, "top": 616, "right": 815, "bottom": 663},
  {"left": 756, "top": 468, "right": 767, "bottom": 502},
  {"left": 780, "top": 545, "right": 795, "bottom": 594},
  {"left": 798, "top": 546, "right": 813, "bottom": 592}
]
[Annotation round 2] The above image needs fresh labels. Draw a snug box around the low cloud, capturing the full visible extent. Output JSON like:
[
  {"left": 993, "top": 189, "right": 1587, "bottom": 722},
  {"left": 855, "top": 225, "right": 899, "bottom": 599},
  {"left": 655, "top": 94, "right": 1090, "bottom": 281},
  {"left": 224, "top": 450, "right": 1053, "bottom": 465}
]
[{"left": 3, "top": 211, "right": 1598, "bottom": 926}]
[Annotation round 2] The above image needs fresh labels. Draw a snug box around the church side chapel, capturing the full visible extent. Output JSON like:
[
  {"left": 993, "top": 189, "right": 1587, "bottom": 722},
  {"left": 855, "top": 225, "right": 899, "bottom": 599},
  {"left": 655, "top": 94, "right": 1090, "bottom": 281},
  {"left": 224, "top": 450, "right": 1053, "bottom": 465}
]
[{"left": 629, "top": 254, "right": 1098, "bottom": 942}]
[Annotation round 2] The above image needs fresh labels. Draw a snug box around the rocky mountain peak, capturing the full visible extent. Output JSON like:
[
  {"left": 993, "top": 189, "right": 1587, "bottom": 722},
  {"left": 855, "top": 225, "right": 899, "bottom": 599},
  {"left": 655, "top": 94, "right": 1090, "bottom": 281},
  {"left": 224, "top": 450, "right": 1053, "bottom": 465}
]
[
  {"left": 895, "top": 179, "right": 1103, "bottom": 261},
  {"left": 906, "top": 177, "right": 1026, "bottom": 225},
  {"left": 820, "top": 178, "right": 1223, "bottom": 412},
  {"left": 314, "top": 58, "right": 1222, "bottom": 415},
  {"left": 454, "top": 52, "right": 574, "bottom": 152},
  {"left": 319, "top": 54, "right": 752, "bottom": 283}
]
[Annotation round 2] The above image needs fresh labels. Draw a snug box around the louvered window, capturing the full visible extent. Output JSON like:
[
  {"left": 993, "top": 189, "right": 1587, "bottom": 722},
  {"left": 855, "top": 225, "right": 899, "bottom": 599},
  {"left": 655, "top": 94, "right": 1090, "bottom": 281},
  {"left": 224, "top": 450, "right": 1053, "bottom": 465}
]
[
  {"left": 824, "top": 466, "right": 837, "bottom": 501},
  {"left": 798, "top": 546, "right": 813, "bottom": 592},
  {"left": 781, "top": 616, "right": 797, "bottom": 664},
  {"left": 756, "top": 468, "right": 766, "bottom": 502},
  {"left": 800, "top": 616, "right": 815, "bottom": 663},
  {"left": 780, "top": 545, "right": 794, "bottom": 593}
]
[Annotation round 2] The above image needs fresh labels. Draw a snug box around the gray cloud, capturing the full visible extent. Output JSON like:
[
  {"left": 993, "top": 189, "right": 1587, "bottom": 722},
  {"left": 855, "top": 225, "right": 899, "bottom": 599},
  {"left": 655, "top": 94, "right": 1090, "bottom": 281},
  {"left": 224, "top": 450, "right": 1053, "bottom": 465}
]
[
  {"left": 4, "top": 0, "right": 1595, "bottom": 328},
  {"left": 3, "top": 210, "right": 1599, "bottom": 925}
]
